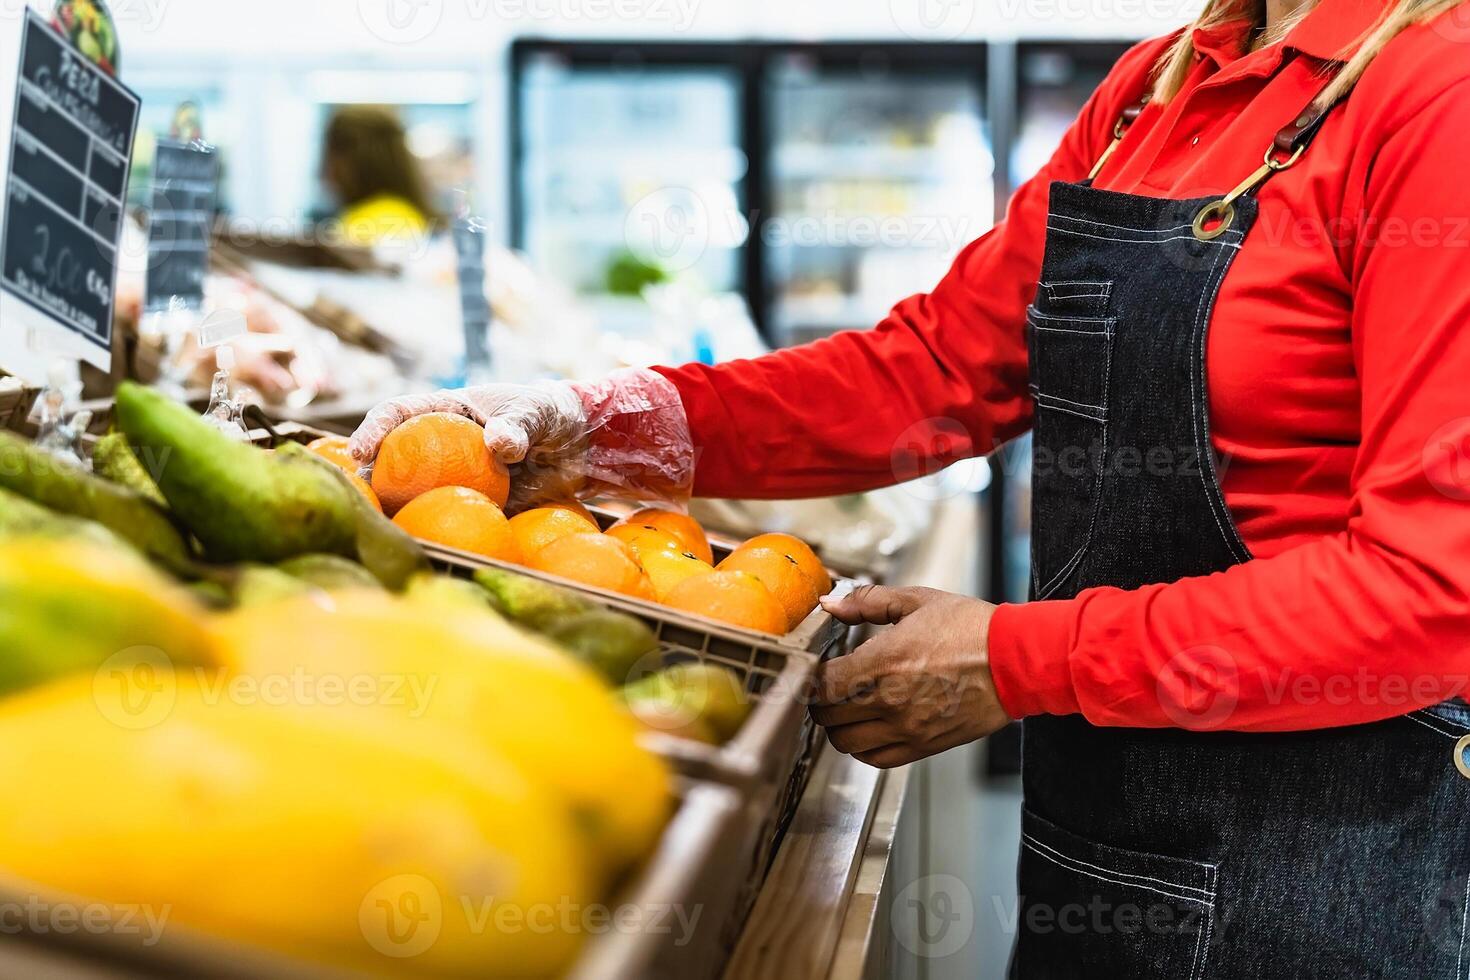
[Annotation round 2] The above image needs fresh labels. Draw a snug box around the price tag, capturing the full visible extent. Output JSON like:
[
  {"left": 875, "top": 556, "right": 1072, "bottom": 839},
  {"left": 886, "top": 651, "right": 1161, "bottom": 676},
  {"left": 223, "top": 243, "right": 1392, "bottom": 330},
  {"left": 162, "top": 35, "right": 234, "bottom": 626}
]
[
  {"left": 144, "top": 139, "right": 218, "bottom": 311},
  {"left": 453, "top": 214, "right": 492, "bottom": 373},
  {"left": 0, "top": 8, "right": 140, "bottom": 379}
]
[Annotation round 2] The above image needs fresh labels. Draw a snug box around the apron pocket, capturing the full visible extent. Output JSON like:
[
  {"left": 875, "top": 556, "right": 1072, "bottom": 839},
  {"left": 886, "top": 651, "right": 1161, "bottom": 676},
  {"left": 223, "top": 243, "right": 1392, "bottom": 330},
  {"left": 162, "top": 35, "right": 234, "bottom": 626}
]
[
  {"left": 1026, "top": 309, "right": 1113, "bottom": 598},
  {"left": 1015, "top": 809, "right": 1217, "bottom": 980},
  {"left": 1038, "top": 279, "right": 1114, "bottom": 318}
]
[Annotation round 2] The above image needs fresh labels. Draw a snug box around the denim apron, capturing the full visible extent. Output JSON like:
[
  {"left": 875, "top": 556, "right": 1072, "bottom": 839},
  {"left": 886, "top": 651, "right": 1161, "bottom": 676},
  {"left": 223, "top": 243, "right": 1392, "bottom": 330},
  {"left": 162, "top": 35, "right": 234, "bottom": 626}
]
[{"left": 1013, "top": 72, "right": 1470, "bottom": 979}]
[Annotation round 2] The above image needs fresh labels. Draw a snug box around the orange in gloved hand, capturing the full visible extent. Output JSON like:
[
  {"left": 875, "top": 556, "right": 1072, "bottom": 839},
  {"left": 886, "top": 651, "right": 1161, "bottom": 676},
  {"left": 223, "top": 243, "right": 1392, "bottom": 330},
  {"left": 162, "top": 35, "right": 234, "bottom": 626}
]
[
  {"left": 611, "top": 509, "right": 712, "bottom": 565},
  {"left": 509, "top": 506, "right": 599, "bottom": 559},
  {"left": 529, "top": 532, "right": 654, "bottom": 600},
  {"left": 718, "top": 547, "right": 821, "bottom": 631},
  {"left": 662, "top": 570, "right": 787, "bottom": 635},
  {"left": 392, "top": 486, "right": 519, "bottom": 562},
  {"left": 735, "top": 533, "right": 832, "bottom": 594},
  {"left": 371, "top": 413, "right": 510, "bottom": 515}
]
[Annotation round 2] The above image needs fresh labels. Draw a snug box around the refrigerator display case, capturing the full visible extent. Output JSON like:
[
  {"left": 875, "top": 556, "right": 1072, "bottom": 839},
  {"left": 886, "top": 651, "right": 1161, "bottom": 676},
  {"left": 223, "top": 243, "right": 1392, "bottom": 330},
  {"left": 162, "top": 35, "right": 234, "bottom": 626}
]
[
  {"left": 762, "top": 46, "right": 992, "bottom": 346},
  {"left": 510, "top": 41, "right": 993, "bottom": 346}
]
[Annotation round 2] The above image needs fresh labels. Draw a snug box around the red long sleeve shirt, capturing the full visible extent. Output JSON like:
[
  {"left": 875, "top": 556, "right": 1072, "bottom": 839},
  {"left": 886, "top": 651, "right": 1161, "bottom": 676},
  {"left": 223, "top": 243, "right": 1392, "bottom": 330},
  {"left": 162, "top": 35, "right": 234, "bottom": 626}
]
[{"left": 654, "top": 0, "right": 1470, "bottom": 731}]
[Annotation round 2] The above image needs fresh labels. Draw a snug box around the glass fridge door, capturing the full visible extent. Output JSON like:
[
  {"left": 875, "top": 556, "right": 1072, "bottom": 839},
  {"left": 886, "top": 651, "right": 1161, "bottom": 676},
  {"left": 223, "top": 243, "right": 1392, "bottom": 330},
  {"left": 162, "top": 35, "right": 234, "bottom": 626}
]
[
  {"left": 763, "top": 49, "right": 993, "bottom": 348},
  {"left": 516, "top": 51, "right": 748, "bottom": 311}
]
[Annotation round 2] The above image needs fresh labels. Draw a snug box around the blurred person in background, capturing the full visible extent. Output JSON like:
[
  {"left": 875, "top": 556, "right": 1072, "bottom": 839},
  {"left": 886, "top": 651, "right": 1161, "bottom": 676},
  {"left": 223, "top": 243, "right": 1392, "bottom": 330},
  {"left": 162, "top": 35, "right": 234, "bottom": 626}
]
[
  {"left": 319, "top": 105, "right": 439, "bottom": 247},
  {"left": 352, "top": 0, "right": 1470, "bottom": 974}
]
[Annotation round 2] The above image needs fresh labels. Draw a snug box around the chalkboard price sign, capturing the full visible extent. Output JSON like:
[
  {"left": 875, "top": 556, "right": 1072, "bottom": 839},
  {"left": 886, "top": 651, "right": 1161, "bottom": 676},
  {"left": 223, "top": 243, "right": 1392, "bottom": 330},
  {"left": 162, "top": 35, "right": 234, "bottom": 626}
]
[
  {"left": 145, "top": 139, "right": 218, "bottom": 311},
  {"left": 0, "top": 9, "right": 139, "bottom": 360}
]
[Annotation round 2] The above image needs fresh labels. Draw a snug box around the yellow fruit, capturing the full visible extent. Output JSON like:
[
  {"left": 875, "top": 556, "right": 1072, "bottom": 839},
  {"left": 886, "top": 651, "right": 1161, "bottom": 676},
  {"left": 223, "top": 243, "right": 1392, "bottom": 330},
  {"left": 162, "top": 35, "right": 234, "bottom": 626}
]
[
  {"left": 371, "top": 413, "right": 511, "bottom": 515},
  {"left": 507, "top": 506, "right": 598, "bottom": 560},
  {"left": 212, "top": 592, "right": 672, "bottom": 876},
  {"left": 611, "top": 509, "right": 712, "bottom": 565},
  {"left": 736, "top": 532, "right": 832, "bottom": 594},
  {"left": 662, "top": 570, "right": 788, "bottom": 635},
  {"left": 718, "top": 546, "right": 822, "bottom": 631},
  {"left": 392, "top": 486, "right": 520, "bottom": 562},
  {"left": 528, "top": 532, "right": 656, "bottom": 601},
  {"left": 0, "top": 537, "right": 215, "bottom": 696},
  {"left": 605, "top": 523, "right": 684, "bottom": 561},
  {"left": 639, "top": 548, "right": 713, "bottom": 601},
  {"left": 0, "top": 673, "right": 592, "bottom": 978}
]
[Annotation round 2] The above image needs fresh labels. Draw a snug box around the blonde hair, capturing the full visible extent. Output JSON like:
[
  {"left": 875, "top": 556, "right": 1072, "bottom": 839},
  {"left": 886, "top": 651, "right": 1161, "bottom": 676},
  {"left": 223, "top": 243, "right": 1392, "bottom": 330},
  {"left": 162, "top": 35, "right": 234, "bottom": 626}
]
[{"left": 1153, "top": 0, "right": 1468, "bottom": 109}]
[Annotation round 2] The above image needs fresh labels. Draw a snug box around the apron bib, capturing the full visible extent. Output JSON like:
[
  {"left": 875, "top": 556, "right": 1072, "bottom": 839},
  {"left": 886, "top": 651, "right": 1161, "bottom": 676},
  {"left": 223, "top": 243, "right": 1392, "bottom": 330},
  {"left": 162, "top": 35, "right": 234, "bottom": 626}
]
[{"left": 1014, "top": 73, "right": 1470, "bottom": 979}]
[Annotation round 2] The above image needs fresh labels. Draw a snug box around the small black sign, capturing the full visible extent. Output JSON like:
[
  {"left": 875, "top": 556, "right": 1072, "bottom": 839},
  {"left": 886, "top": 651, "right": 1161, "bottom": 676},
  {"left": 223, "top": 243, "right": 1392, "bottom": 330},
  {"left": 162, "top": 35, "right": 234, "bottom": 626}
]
[
  {"left": 0, "top": 9, "right": 139, "bottom": 353},
  {"left": 453, "top": 215, "right": 492, "bottom": 371},
  {"left": 145, "top": 139, "right": 218, "bottom": 310}
]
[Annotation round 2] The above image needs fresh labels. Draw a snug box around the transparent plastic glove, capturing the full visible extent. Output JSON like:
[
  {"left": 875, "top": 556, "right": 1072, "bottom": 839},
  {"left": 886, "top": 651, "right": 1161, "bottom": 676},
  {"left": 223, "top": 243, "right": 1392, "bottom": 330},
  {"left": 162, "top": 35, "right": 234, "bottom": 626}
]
[{"left": 349, "top": 368, "right": 694, "bottom": 511}]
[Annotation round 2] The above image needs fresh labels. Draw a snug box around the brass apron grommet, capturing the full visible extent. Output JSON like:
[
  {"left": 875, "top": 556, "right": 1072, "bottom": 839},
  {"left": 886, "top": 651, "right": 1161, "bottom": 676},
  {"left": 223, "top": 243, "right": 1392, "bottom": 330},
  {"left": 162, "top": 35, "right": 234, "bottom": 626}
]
[
  {"left": 1192, "top": 201, "right": 1236, "bottom": 241},
  {"left": 1455, "top": 734, "right": 1470, "bottom": 780}
]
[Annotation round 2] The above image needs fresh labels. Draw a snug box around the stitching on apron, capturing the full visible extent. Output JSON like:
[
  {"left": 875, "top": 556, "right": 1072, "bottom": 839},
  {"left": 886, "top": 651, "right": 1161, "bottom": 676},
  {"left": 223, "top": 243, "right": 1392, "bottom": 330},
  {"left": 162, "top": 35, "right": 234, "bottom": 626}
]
[
  {"left": 1033, "top": 391, "right": 1108, "bottom": 419},
  {"left": 1026, "top": 308, "right": 1116, "bottom": 330},
  {"left": 1021, "top": 832, "right": 1216, "bottom": 897},
  {"left": 1030, "top": 324, "right": 1114, "bottom": 337},
  {"left": 1048, "top": 214, "right": 1200, "bottom": 236},
  {"left": 1020, "top": 839, "right": 1213, "bottom": 906},
  {"left": 1046, "top": 223, "right": 1244, "bottom": 250},
  {"left": 1455, "top": 872, "right": 1469, "bottom": 980},
  {"left": 1041, "top": 280, "right": 1114, "bottom": 304},
  {"left": 1188, "top": 864, "right": 1218, "bottom": 980},
  {"left": 1188, "top": 242, "right": 1243, "bottom": 558},
  {"left": 1405, "top": 711, "right": 1461, "bottom": 740}
]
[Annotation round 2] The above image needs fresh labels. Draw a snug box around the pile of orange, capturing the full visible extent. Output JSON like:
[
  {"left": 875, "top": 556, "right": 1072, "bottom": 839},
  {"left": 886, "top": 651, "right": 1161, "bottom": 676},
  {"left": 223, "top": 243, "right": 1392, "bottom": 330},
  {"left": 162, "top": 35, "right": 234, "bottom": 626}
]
[
  {"left": 505, "top": 505, "right": 830, "bottom": 636},
  {"left": 336, "top": 415, "right": 832, "bottom": 635}
]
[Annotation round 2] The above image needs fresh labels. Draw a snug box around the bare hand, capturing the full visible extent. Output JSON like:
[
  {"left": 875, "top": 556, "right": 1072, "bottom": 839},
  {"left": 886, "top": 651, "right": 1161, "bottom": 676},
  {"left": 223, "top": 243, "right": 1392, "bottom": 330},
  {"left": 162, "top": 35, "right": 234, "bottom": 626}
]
[{"left": 811, "top": 585, "right": 1012, "bottom": 769}]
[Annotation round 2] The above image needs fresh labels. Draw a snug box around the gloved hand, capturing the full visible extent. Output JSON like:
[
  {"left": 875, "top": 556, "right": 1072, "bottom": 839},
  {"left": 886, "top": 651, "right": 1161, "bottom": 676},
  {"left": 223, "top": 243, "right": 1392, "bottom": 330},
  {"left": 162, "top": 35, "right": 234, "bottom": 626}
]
[{"left": 349, "top": 367, "right": 695, "bottom": 511}]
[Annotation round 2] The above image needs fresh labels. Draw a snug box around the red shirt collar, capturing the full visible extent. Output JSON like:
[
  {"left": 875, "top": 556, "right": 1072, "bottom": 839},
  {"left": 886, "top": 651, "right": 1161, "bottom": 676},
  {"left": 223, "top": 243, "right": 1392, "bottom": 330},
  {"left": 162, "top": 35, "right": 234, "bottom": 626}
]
[
  {"left": 1192, "top": 0, "right": 1390, "bottom": 67},
  {"left": 1285, "top": 0, "right": 1390, "bottom": 61}
]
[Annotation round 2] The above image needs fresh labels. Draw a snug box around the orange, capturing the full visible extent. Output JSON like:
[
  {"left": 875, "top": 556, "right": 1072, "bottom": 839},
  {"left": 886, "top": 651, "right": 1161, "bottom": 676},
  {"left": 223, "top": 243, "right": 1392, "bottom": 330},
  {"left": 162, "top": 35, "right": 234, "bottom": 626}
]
[
  {"left": 528, "top": 532, "right": 655, "bottom": 601},
  {"left": 612, "top": 509, "right": 712, "bottom": 564},
  {"left": 344, "top": 470, "right": 383, "bottom": 513},
  {"left": 639, "top": 549, "right": 713, "bottom": 601},
  {"left": 662, "top": 570, "right": 787, "bottom": 635},
  {"left": 305, "top": 435, "right": 357, "bottom": 471},
  {"left": 605, "top": 524, "right": 684, "bottom": 561},
  {"left": 736, "top": 533, "right": 832, "bottom": 594},
  {"left": 509, "top": 506, "right": 599, "bottom": 560},
  {"left": 545, "top": 499, "right": 598, "bottom": 527},
  {"left": 391, "top": 486, "right": 519, "bottom": 562},
  {"left": 718, "top": 547, "right": 821, "bottom": 631},
  {"left": 371, "top": 413, "right": 511, "bottom": 515}
]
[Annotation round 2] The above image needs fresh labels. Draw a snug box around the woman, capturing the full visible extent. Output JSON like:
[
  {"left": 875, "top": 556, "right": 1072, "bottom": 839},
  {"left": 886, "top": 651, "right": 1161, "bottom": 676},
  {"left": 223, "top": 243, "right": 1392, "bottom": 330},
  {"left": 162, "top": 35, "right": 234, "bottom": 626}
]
[
  {"left": 352, "top": 0, "right": 1470, "bottom": 973},
  {"left": 319, "top": 105, "right": 438, "bottom": 247}
]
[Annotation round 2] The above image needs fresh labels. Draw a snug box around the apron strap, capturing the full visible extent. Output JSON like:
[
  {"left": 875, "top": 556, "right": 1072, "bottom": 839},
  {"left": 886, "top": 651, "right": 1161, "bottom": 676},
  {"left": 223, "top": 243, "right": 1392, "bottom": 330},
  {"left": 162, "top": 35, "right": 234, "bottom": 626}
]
[
  {"left": 1086, "top": 94, "right": 1152, "bottom": 181},
  {"left": 1190, "top": 67, "right": 1352, "bottom": 241}
]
